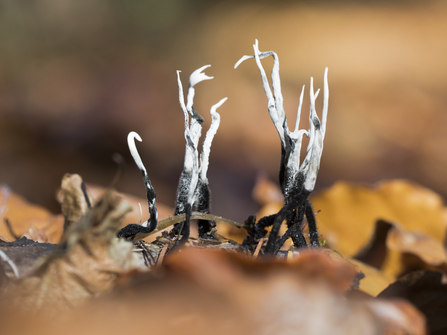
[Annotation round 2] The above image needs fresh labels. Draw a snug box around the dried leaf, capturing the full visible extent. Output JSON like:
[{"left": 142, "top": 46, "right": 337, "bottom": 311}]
[
  {"left": 311, "top": 180, "right": 447, "bottom": 258},
  {"left": 85, "top": 183, "right": 172, "bottom": 227},
  {"left": 352, "top": 260, "right": 395, "bottom": 297},
  {"left": 354, "top": 219, "right": 447, "bottom": 277},
  {"left": 355, "top": 219, "right": 394, "bottom": 269},
  {"left": 326, "top": 248, "right": 396, "bottom": 297},
  {"left": 378, "top": 270, "right": 447, "bottom": 335},
  {"left": 58, "top": 174, "right": 92, "bottom": 231},
  {"left": 1, "top": 246, "right": 426, "bottom": 335},
  {"left": 163, "top": 248, "right": 359, "bottom": 296},
  {"left": 387, "top": 224, "right": 447, "bottom": 266},
  {"left": 0, "top": 235, "right": 11, "bottom": 242},
  {"left": 364, "top": 299, "right": 426, "bottom": 335},
  {"left": 0, "top": 186, "right": 63, "bottom": 243},
  {"left": 0, "top": 238, "right": 56, "bottom": 278},
  {"left": 0, "top": 191, "right": 139, "bottom": 317}
]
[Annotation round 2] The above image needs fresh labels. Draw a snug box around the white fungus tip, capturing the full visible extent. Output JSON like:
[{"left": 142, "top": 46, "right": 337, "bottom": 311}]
[
  {"left": 189, "top": 65, "right": 213, "bottom": 88},
  {"left": 198, "top": 64, "right": 211, "bottom": 71},
  {"left": 127, "top": 131, "right": 146, "bottom": 172},
  {"left": 127, "top": 131, "right": 142, "bottom": 143},
  {"left": 213, "top": 97, "right": 228, "bottom": 109},
  {"left": 234, "top": 55, "right": 254, "bottom": 69}
]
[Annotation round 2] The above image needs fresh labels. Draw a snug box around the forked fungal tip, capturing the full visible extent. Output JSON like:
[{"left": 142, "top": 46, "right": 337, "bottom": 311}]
[{"left": 128, "top": 131, "right": 142, "bottom": 143}]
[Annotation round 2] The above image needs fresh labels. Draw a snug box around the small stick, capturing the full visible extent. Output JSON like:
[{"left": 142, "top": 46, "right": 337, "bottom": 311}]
[
  {"left": 253, "top": 237, "right": 266, "bottom": 259},
  {"left": 139, "top": 241, "right": 155, "bottom": 265},
  {"left": 138, "top": 241, "right": 150, "bottom": 267},
  {"left": 157, "top": 243, "right": 169, "bottom": 266},
  {"left": 80, "top": 182, "right": 92, "bottom": 209},
  {"left": 151, "top": 212, "right": 244, "bottom": 236}
]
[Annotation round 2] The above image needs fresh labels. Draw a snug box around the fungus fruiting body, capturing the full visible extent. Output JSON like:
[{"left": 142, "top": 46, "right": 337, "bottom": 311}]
[
  {"left": 116, "top": 131, "right": 158, "bottom": 240},
  {"left": 118, "top": 66, "right": 227, "bottom": 243},
  {"left": 118, "top": 42, "right": 328, "bottom": 256},
  {"left": 171, "top": 65, "right": 227, "bottom": 243},
  {"left": 235, "top": 40, "right": 328, "bottom": 254}
]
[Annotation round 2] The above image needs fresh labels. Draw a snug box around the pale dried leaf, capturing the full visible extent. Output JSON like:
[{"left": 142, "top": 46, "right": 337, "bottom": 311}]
[
  {"left": 0, "top": 192, "right": 139, "bottom": 317},
  {"left": 0, "top": 187, "right": 63, "bottom": 243},
  {"left": 58, "top": 174, "right": 92, "bottom": 231}
]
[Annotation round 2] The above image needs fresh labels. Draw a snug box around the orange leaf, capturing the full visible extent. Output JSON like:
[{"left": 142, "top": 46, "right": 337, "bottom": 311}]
[
  {"left": 311, "top": 180, "right": 447, "bottom": 257},
  {"left": 0, "top": 186, "right": 63, "bottom": 243}
]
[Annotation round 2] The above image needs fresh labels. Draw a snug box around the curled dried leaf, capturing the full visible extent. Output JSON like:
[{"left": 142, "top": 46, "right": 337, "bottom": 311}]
[
  {"left": 0, "top": 186, "right": 63, "bottom": 243},
  {"left": 0, "top": 191, "right": 139, "bottom": 317},
  {"left": 58, "top": 174, "right": 92, "bottom": 231},
  {"left": 311, "top": 180, "right": 447, "bottom": 258}
]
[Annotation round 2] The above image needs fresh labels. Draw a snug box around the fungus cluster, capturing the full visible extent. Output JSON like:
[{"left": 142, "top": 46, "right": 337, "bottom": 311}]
[
  {"left": 118, "top": 40, "right": 329, "bottom": 256},
  {"left": 236, "top": 40, "right": 328, "bottom": 254}
]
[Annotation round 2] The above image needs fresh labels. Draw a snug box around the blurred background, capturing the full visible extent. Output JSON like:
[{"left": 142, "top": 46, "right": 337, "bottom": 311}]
[{"left": 0, "top": 0, "right": 446, "bottom": 222}]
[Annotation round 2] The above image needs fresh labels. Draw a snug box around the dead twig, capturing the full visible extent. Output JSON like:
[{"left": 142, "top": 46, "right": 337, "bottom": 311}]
[
  {"left": 253, "top": 238, "right": 266, "bottom": 259},
  {"left": 156, "top": 243, "right": 169, "bottom": 267},
  {"left": 152, "top": 211, "right": 244, "bottom": 236}
]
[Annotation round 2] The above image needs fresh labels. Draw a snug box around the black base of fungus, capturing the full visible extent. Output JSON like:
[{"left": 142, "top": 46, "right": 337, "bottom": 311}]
[
  {"left": 305, "top": 199, "right": 320, "bottom": 246},
  {"left": 178, "top": 203, "right": 192, "bottom": 245},
  {"left": 117, "top": 223, "right": 156, "bottom": 241},
  {"left": 264, "top": 189, "right": 314, "bottom": 255}
]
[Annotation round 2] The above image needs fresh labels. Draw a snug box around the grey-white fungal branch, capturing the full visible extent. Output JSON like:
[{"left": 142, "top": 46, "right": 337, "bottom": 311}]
[
  {"left": 236, "top": 40, "right": 328, "bottom": 252},
  {"left": 298, "top": 70, "right": 329, "bottom": 192},
  {"left": 235, "top": 40, "right": 328, "bottom": 197},
  {"left": 187, "top": 65, "right": 213, "bottom": 148},
  {"left": 176, "top": 67, "right": 212, "bottom": 177},
  {"left": 175, "top": 70, "right": 202, "bottom": 214},
  {"left": 127, "top": 131, "right": 158, "bottom": 229},
  {"left": 195, "top": 97, "right": 227, "bottom": 238},
  {"left": 174, "top": 66, "right": 227, "bottom": 239},
  {"left": 235, "top": 40, "right": 288, "bottom": 147},
  {"left": 185, "top": 136, "right": 199, "bottom": 211},
  {"left": 198, "top": 97, "right": 227, "bottom": 182}
]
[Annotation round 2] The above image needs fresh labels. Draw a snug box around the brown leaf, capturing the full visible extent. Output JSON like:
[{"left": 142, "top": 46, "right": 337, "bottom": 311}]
[
  {"left": 0, "top": 191, "right": 139, "bottom": 317},
  {"left": 364, "top": 299, "right": 426, "bottom": 335},
  {"left": 0, "top": 186, "right": 63, "bottom": 243},
  {"left": 387, "top": 225, "right": 447, "bottom": 266},
  {"left": 311, "top": 180, "right": 447, "bottom": 258},
  {"left": 58, "top": 173, "right": 92, "bottom": 231},
  {"left": 85, "top": 183, "right": 172, "bottom": 227},
  {"left": 326, "top": 248, "right": 396, "bottom": 297},
  {"left": 355, "top": 219, "right": 394, "bottom": 269},
  {"left": 163, "top": 247, "right": 360, "bottom": 295},
  {"left": 378, "top": 270, "right": 447, "bottom": 335},
  {"left": 0, "top": 234, "right": 11, "bottom": 242},
  {"left": 354, "top": 219, "right": 447, "bottom": 277},
  {"left": 1, "top": 246, "right": 426, "bottom": 335}
]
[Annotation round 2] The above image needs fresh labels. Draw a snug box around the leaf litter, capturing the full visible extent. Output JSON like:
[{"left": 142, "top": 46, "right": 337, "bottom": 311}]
[{"left": 1, "top": 43, "right": 446, "bottom": 334}]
